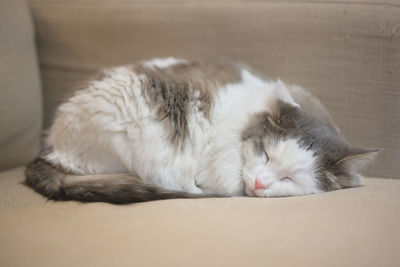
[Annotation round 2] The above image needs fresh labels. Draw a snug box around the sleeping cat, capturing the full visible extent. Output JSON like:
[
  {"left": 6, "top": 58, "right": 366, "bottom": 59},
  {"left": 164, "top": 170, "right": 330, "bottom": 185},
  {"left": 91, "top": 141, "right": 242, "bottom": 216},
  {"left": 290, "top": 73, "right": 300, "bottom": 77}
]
[{"left": 25, "top": 58, "right": 378, "bottom": 203}]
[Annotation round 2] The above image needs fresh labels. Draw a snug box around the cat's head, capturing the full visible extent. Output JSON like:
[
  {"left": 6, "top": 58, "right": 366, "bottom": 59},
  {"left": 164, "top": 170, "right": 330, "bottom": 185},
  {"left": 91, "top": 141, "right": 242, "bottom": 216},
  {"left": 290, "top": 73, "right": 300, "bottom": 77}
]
[{"left": 241, "top": 82, "right": 378, "bottom": 197}]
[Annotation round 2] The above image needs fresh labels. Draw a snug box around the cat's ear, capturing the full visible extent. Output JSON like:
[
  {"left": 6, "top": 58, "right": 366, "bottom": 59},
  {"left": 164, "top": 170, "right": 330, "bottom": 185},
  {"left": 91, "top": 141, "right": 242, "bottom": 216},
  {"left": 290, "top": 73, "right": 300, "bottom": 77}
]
[
  {"left": 333, "top": 148, "right": 379, "bottom": 188},
  {"left": 335, "top": 148, "right": 380, "bottom": 173},
  {"left": 275, "top": 79, "right": 300, "bottom": 108},
  {"left": 267, "top": 79, "right": 299, "bottom": 120}
]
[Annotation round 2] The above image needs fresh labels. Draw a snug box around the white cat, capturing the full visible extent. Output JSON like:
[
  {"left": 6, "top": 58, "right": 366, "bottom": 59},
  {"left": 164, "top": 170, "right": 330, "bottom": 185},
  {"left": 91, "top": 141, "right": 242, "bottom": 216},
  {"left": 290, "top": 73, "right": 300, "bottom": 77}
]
[{"left": 25, "top": 58, "right": 378, "bottom": 203}]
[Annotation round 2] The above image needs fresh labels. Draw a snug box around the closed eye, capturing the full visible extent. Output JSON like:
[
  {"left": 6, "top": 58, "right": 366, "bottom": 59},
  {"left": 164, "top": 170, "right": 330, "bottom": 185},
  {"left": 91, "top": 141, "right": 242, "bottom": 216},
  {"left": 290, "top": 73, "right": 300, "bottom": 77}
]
[
  {"left": 281, "top": 177, "right": 294, "bottom": 182},
  {"left": 264, "top": 151, "right": 269, "bottom": 164}
]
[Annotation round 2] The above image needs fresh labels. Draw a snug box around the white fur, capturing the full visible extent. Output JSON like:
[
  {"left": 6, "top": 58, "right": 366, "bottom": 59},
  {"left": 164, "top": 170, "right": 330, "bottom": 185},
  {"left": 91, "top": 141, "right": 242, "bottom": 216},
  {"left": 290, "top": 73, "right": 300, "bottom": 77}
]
[
  {"left": 242, "top": 138, "right": 322, "bottom": 197},
  {"left": 196, "top": 69, "right": 278, "bottom": 195},
  {"left": 45, "top": 58, "right": 321, "bottom": 197}
]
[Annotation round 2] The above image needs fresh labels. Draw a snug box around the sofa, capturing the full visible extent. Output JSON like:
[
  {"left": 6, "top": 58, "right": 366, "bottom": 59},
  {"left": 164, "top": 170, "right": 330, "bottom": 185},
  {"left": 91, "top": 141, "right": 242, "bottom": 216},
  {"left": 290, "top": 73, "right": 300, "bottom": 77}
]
[{"left": 1, "top": 0, "right": 399, "bottom": 266}]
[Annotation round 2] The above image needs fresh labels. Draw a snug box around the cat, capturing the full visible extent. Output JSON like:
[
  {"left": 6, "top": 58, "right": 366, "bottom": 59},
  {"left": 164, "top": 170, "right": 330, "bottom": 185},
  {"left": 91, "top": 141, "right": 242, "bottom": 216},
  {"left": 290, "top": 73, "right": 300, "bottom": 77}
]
[{"left": 25, "top": 58, "right": 378, "bottom": 203}]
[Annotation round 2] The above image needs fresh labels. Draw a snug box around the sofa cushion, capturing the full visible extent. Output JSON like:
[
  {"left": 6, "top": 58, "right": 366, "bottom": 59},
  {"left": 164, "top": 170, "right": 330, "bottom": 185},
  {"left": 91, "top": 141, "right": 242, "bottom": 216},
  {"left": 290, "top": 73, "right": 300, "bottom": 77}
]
[
  {"left": 28, "top": 0, "right": 400, "bottom": 179},
  {"left": 1, "top": 167, "right": 399, "bottom": 267},
  {"left": 0, "top": 0, "right": 42, "bottom": 170}
]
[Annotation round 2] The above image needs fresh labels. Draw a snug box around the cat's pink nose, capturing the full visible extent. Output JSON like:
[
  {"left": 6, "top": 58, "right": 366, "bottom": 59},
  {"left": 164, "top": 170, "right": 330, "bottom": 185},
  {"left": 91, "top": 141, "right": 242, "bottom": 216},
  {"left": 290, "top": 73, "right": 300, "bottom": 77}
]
[{"left": 255, "top": 178, "right": 268, "bottom": 190}]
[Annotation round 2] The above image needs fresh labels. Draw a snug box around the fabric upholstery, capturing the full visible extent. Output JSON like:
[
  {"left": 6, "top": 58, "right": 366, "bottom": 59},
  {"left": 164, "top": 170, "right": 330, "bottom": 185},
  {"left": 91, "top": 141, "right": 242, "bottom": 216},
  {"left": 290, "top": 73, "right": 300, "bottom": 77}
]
[
  {"left": 28, "top": 0, "right": 400, "bottom": 178},
  {"left": 0, "top": 167, "right": 399, "bottom": 267},
  {"left": 0, "top": 0, "right": 42, "bottom": 170}
]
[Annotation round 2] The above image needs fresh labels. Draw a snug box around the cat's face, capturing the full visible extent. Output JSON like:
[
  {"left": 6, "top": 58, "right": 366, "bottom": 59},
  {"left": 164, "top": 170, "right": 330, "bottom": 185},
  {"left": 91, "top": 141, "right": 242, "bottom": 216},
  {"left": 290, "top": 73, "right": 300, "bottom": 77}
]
[
  {"left": 241, "top": 101, "right": 378, "bottom": 197},
  {"left": 242, "top": 137, "right": 322, "bottom": 197}
]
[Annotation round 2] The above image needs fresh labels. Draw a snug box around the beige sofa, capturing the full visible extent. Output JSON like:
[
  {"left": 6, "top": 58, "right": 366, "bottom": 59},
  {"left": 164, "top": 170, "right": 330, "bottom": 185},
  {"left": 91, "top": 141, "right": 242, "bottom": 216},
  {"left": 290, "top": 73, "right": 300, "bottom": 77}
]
[{"left": 1, "top": 0, "right": 399, "bottom": 266}]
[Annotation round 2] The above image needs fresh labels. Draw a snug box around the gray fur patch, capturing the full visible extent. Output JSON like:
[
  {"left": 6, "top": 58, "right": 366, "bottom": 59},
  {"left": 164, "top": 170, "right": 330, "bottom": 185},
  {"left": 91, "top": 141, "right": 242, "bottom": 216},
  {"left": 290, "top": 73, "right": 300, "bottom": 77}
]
[
  {"left": 135, "top": 61, "right": 241, "bottom": 145},
  {"left": 62, "top": 174, "right": 216, "bottom": 203},
  {"left": 25, "top": 157, "right": 68, "bottom": 200}
]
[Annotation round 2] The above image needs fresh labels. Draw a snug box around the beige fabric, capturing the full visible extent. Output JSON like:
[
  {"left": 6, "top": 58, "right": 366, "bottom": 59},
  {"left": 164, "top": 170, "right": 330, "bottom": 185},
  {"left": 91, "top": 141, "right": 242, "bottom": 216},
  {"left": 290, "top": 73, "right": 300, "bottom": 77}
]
[
  {"left": 28, "top": 0, "right": 399, "bottom": 178},
  {"left": 0, "top": 166, "right": 399, "bottom": 267},
  {"left": 0, "top": 0, "right": 42, "bottom": 170}
]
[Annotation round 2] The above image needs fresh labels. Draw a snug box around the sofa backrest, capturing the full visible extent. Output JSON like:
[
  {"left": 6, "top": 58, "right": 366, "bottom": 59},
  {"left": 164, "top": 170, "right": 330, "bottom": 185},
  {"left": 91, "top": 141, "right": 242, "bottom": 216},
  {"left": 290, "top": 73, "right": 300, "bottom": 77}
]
[
  {"left": 28, "top": 0, "right": 400, "bottom": 178},
  {"left": 0, "top": 0, "right": 42, "bottom": 170}
]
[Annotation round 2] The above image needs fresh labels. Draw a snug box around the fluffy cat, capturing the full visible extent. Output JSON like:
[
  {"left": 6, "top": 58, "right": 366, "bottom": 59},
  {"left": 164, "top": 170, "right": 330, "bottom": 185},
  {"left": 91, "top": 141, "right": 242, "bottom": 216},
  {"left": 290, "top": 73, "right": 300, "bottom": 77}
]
[{"left": 25, "top": 58, "right": 378, "bottom": 203}]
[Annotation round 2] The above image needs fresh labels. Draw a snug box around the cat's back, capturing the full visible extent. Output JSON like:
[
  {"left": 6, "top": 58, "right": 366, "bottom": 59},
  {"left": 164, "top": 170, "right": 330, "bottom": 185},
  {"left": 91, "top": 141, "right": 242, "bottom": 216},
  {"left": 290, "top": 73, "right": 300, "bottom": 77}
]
[
  {"left": 49, "top": 58, "right": 243, "bottom": 144},
  {"left": 44, "top": 58, "right": 245, "bottom": 186}
]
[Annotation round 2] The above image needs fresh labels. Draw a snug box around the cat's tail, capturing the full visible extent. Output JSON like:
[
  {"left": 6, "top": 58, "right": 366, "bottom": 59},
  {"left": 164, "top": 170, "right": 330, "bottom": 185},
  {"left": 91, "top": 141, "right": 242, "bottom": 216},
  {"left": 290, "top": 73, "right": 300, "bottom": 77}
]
[{"left": 25, "top": 157, "right": 215, "bottom": 204}]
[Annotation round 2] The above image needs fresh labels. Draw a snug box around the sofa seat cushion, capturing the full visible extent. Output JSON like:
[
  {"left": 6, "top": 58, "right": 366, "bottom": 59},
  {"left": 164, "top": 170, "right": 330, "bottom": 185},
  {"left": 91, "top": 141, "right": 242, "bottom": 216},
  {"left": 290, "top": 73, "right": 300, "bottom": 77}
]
[{"left": 1, "top": 167, "right": 399, "bottom": 267}]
